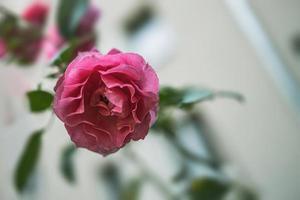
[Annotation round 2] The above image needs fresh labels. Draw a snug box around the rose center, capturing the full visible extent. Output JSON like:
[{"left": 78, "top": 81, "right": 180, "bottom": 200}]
[{"left": 90, "top": 88, "right": 109, "bottom": 105}]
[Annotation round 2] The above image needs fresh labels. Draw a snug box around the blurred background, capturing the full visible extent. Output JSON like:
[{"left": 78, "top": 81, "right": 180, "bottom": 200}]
[{"left": 0, "top": 0, "right": 300, "bottom": 200}]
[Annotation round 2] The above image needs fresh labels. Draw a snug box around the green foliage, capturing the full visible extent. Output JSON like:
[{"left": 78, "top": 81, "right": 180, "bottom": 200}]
[
  {"left": 14, "top": 129, "right": 43, "bottom": 193},
  {"left": 188, "top": 177, "right": 229, "bottom": 200},
  {"left": 60, "top": 144, "right": 77, "bottom": 183},
  {"left": 27, "top": 89, "right": 53, "bottom": 113},
  {"left": 180, "top": 88, "right": 214, "bottom": 107},
  {"left": 159, "top": 87, "right": 183, "bottom": 108},
  {"left": 152, "top": 113, "right": 176, "bottom": 136},
  {"left": 159, "top": 86, "right": 243, "bottom": 110},
  {"left": 50, "top": 33, "right": 95, "bottom": 69},
  {"left": 121, "top": 179, "right": 143, "bottom": 200},
  {"left": 159, "top": 86, "right": 214, "bottom": 110},
  {"left": 124, "top": 5, "right": 153, "bottom": 35},
  {"left": 100, "top": 162, "right": 122, "bottom": 200},
  {"left": 50, "top": 44, "right": 76, "bottom": 68},
  {"left": 0, "top": 12, "right": 17, "bottom": 38},
  {"left": 57, "top": 0, "right": 89, "bottom": 39},
  {"left": 172, "top": 165, "right": 188, "bottom": 183}
]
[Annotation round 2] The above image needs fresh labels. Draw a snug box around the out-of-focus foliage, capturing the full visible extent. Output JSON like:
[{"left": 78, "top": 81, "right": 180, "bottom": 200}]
[
  {"left": 121, "top": 179, "right": 143, "bottom": 200},
  {"left": 124, "top": 5, "right": 154, "bottom": 35},
  {"left": 14, "top": 129, "right": 43, "bottom": 193},
  {"left": 50, "top": 33, "right": 96, "bottom": 69},
  {"left": 60, "top": 144, "right": 77, "bottom": 183},
  {"left": 187, "top": 177, "right": 229, "bottom": 200},
  {"left": 159, "top": 86, "right": 244, "bottom": 110},
  {"left": 27, "top": 89, "right": 53, "bottom": 113},
  {"left": 100, "top": 162, "right": 122, "bottom": 200},
  {"left": 0, "top": 6, "right": 46, "bottom": 64},
  {"left": 57, "top": 0, "right": 89, "bottom": 39}
]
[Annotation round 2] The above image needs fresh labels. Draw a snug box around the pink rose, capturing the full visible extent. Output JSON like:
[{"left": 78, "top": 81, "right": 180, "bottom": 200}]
[
  {"left": 0, "top": 39, "right": 6, "bottom": 58},
  {"left": 53, "top": 49, "right": 159, "bottom": 155},
  {"left": 21, "top": 1, "right": 49, "bottom": 27}
]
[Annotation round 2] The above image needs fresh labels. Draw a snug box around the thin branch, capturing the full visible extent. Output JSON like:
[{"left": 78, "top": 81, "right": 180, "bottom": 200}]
[
  {"left": 125, "top": 147, "right": 179, "bottom": 200},
  {"left": 44, "top": 112, "right": 56, "bottom": 133},
  {"left": 170, "top": 137, "right": 219, "bottom": 169}
]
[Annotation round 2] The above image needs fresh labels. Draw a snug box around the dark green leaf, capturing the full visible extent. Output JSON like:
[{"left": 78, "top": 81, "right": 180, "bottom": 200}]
[
  {"left": 151, "top": 113, "right": 176, "bottom": 137},
  {"left": 57, "top": 0, "right": 89, "bottom": 39},
  {"left": 100, "top": 163, "right": 122, "bottom": 200},
  {"left": 27, "top": 90, "right": 53, "bottom": 113},
  {"left": 159, "top": 87, "right": 183, "bottom": 107},
  {"left": 121, "top": 179, "right": 143, "bottom": 200},
  {"left": 14, "top": 129, "right": 43, "bottom": 193},
  {"left": 60, "top": 144, "right": 77, "bottom": 183},
  {"left": 50, "top": 44, "right": 75, "bottom": 68},
  {"left": 188, "top": 177, "right": 229, "bottom": 200},
  {"left": 124, "top": 5, "right": 153, "bottom": 35},
  {"left": 0, "top": 13, "right": 18, "bottom": 38}
]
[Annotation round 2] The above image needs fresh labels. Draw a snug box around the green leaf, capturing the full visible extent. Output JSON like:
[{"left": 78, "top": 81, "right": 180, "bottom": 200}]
[
  {"left": 100, "top": 163, "right": 122, "bottom": 199},
  {"left": 14, "top": 129, "right": 43, "bottom": 193},
  {"left": 159, "top": 86, "right": 244, "bottom": 110},
  {"left": 57, "top": 0, "right": 89, "bottom": 39},
  {"left": 27, "top": 90, "right": 53, "bottom": 113},
  {"left": 159, "top": 87, "right": 183, "bottom": 107},
  {"left": 121, "top": 179, "right": 143, "bottom": 200},
  {"left": 50, "top": 44, "right": 75, "bottom": 68},
  {"left": 188, "top": 177, "right": 229, "bottom": 200},
  {"left": 0, "top": 13, "right": 18, "bottom": 38},
  {"left": 180, "top": 88, "right": 213, "bottom": 106},
  {"left": 60, "top": 144, "right": 77, "bottom": 183},
  {"left": 151, "top": 113, "right": 176, "bottom": 137},
  {"left": 159, "top": 87, "right": 213, "bottom": 108}
]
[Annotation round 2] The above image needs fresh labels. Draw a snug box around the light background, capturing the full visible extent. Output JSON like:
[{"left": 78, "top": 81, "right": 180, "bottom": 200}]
[{"left": 0, "top": 0, "right": 300, "bottom": 200}]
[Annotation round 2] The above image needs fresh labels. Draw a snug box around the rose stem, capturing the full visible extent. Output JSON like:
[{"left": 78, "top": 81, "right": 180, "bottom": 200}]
[{"left": 125, "top": 147, "right": 179, "bottom": 200}]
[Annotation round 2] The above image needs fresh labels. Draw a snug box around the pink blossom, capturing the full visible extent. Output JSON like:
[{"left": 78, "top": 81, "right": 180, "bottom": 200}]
[
  {"left": 21, "top": 1, "right": 49, "bottom": 27},
  {"left": 43, "top": 26, "right": 65, "bottom": 59},
  {"left": 53, "top": 49, "right": 159, "bottom": 155}
]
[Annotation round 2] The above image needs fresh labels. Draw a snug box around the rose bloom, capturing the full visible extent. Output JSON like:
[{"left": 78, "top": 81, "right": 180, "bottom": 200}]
[
  {"left": 43, "top": 6, "right": 100, "bottom": 60},
  {"left": 53, "top": 49, "right": 159, "bottom": 155},
  {"left": 21, "top": 1, "right": 49, "bottom": 27}
]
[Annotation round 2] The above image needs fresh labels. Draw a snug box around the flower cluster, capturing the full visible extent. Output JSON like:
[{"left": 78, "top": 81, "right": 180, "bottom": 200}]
[
  {"left": 0, "top": 1, "right": 100, "bottom": 64},
  {"left": 0, "top": 1, "right": 48, "bottom": 63}
]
